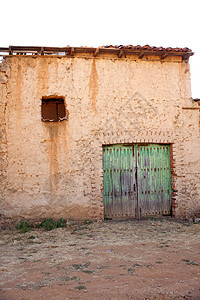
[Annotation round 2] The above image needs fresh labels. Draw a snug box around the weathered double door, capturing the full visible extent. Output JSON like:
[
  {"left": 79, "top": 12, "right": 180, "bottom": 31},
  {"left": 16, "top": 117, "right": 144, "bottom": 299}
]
[{"left": 103, "top": 144, "right": 172, "bottom": 219}]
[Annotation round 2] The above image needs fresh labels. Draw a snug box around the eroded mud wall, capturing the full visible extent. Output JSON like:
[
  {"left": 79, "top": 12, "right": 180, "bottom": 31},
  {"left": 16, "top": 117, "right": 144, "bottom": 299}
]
[{"left": 0, "top": 54, "right": 199, "bottom": 219}]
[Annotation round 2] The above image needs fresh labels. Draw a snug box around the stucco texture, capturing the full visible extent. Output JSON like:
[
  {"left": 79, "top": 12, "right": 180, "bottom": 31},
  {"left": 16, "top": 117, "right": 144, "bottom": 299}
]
[{"left": 0, "top": 53, "right": 199, "bottom": 220}]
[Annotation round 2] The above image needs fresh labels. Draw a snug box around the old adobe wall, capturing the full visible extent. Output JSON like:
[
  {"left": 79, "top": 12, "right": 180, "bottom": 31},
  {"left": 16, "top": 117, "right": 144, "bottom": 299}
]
[{"left": 0, "top": 53, "right": 199, "bottom": 220}]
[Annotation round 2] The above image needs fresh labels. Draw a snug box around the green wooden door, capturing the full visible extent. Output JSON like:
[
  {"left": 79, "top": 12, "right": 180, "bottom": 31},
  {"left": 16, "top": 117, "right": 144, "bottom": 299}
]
[
  {"left": 103, "top": 145, "right": 136, "bottom": 218},
  {"left": 103, "top": 144, "right": 172, "bottom": 218}
]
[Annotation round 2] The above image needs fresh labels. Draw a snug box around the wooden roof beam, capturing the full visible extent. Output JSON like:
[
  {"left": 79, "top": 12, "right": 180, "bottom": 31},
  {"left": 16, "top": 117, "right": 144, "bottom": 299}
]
[
  {"left": 9, "top": 46, "right": 13, "bottom": 55},
  {"left": 161, "top": 52, "right": 168, "bottom": 59},
  {"left": 40, "top": 47, "right": 44, "bottom": 55},
  {"left": 70, "top": 47, "right": 74, "bottom": 56},
  {"left": 94, "top": 48, "right": 99, "bottom": 57},
  {"left": 0, "top": 47, "right": 9, "bottom": 52},
  {"left": 138, "top": 51, "right": 145, "bottom": 59},
  {"left": 9, "top": 45, "right": 41, "bottom": 52},
  {"left": 118, "top": 50, "right": 123, "bottom": 58},
  {"left": 182, "top": 53, "right": 190, "bottom": 61}
]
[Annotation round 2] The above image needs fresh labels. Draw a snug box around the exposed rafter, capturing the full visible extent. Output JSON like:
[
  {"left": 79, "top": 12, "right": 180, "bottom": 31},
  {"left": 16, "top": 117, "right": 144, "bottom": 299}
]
[
  {"left": 118, "top": 50, "right": 123, "bottom": 58},
  {"left": 0, "top": 45, "right": 194, "bottom": 62},
  {"left": 138, "top": 51, "right": 145, "bottom": 59},
  {"left": 94, "top": 48, "right": 99, "bottom": 57},
  {"left": 70, "top": 47, "right": 74, "bottom": 56},
  {"left": 161, "top": 52, "right": 168, "bottom": 59}
]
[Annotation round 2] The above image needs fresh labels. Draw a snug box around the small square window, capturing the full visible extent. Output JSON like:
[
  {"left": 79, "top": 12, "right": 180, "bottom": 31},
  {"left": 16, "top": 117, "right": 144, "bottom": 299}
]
[{"left": 41, "top": 98, "right": 67, "bottom": 122}]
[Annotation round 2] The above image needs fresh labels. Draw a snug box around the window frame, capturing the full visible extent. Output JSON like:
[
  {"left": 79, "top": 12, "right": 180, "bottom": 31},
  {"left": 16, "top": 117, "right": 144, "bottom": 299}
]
[{"left": 41, "top": 97, "right": 67, "bottom": 122}]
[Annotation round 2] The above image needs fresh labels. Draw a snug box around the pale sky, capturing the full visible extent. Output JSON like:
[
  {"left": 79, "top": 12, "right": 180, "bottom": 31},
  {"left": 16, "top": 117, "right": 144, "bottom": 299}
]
[{"left": 1, "top": 0, "right": 199, "bottom": 98}]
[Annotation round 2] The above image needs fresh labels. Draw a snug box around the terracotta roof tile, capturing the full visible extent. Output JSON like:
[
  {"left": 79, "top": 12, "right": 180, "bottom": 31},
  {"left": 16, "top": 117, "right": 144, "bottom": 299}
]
[{"left": 102, "top": 45, "right": 192, "bottom": 53}]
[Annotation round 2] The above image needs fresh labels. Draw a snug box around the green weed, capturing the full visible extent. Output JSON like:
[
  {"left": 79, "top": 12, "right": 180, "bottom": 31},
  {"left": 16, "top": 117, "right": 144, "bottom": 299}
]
[
  {"left": 16, "top": 221, "right": 32, "bottom": 233},
  {"left": 132, "top": 263, "right": 142, "bottom": 268},
  {"left": 182, "top": 259, "right": 198, "bottom": 266},
  {"left": 72, "top": 262, "right": 90, "bottom": 270},
  {"left": 119, "top": 264, "right": 126, "bottom": 268},
  {"left": 75, "top": 285, "right": 86, "bottom": 290},
  {"left": 127, "top": 267, "right": 135, "bottom": 274},
  {"left": 70, "top": 276, "right": 79, "bottom": 281},
  {"left": 82, "top": 270, "right": 93, "bottom": 274},
  {"left": 38, "top": 218, "right": 66, "bottom": 231}
]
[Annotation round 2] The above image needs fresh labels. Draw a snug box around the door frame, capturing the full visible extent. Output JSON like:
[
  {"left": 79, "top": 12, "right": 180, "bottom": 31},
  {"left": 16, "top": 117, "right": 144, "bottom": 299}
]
[{"left": 102, "top": 143, "right": 172, "bottom": 219}]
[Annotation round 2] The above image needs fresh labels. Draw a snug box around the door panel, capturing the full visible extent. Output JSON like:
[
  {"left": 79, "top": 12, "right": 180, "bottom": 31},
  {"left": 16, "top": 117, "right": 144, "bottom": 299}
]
[
  {"left": 103, "top": 145, "right": 136, "bottom": 218},
  {"left": 137, "top": 144, "right": 171, "bottom": 217}
]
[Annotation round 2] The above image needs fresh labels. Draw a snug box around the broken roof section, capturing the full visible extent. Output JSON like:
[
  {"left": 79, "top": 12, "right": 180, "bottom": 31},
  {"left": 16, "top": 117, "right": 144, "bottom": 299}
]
[{"left": 0, "top": 45, "right": 194, "bottom": 61}]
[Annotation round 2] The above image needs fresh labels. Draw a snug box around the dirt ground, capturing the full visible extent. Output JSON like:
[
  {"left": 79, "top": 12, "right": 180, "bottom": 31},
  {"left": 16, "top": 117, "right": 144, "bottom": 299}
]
[{"left": 0, "top": 217, "right": 200, "bottom": 300}]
